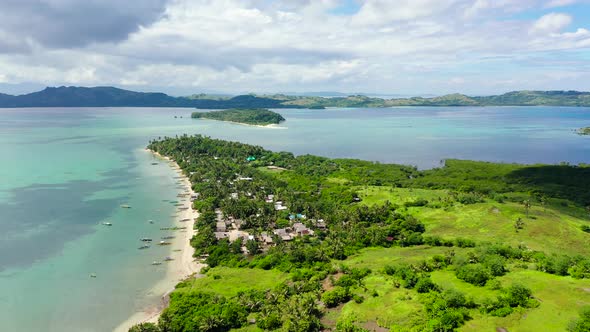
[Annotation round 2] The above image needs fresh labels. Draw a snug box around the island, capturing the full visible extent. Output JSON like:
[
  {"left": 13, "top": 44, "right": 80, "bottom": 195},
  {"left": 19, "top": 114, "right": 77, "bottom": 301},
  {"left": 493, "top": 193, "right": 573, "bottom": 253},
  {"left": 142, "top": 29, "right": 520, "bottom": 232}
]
[
  {"left": 191, "top": 108, "right": 286, "bottom": 126},
  {"left": 130, "top": 135, "right": 590, "bottom": 332},
  {"left": 578, "top": 127, "right": 590, "bottom": 135}
]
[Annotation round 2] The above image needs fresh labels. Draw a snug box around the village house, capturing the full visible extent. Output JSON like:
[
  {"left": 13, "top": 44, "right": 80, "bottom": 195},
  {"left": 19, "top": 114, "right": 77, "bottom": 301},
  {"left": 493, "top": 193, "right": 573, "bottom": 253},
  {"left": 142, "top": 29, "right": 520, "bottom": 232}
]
[
  {"left": 273, "top": 228, "right": 292, "bottom": 241},
  {"left": 314, "top": 218, "right": 327, "bottom": 230},
  {"left": 274, "top": 201, "right": 288, "bottom": 211},
  {"left": 260, "top": 232, "right": 274, "bottom": 245},
  {"left": 293, "top": 222, "right": 314, "bottom": 236},
  {"left": 216, "top": 221, "right": 226, "bottom": 232},
  {"left": 214, "top": 232, "right": 229, "bottom": 240}
]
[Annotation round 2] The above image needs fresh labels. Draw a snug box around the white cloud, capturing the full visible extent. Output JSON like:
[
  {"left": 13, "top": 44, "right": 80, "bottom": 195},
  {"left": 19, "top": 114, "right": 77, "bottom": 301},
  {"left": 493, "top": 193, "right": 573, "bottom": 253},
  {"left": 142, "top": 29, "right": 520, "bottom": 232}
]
[
  {"left": 0, "top": 0, "right": 589, "bottom": 94},
  {"left": 530, "top": 12, "right": 572, "bottom": 34},
  {"left": 544, "top": 0, "right": 579, "bottom": 8}
]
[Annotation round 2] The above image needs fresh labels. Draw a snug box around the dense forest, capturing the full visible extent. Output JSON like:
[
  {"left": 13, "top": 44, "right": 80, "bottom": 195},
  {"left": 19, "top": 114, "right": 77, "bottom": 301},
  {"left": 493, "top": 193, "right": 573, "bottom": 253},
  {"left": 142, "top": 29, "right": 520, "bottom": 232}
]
[
  {"left": 191, "top": 109, "right": 286, "bottom": 126},
  {"left": 2, "top": 86, "right": 590, "bottom": 108},
  {"left": 133, "top": 135, "right": 590, "bottom": 332}
]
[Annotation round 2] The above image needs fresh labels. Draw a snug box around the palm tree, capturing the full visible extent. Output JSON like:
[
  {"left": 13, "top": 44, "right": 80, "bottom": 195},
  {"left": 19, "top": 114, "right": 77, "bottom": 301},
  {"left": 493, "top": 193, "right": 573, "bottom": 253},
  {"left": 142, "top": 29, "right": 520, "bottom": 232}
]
[{"left": 523, "top": 200, "right": 532, "bottom": 218}]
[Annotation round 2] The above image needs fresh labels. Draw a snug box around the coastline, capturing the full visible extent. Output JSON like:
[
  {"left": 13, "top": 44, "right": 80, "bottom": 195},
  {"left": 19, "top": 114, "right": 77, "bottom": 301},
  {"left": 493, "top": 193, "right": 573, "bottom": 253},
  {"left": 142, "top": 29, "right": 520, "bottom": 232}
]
[
  {"left": 114, "top": 149, "right": 205, "bottom": 332},
  {"left": 199, "top": 118, "right": 287, "bottom": 129}
]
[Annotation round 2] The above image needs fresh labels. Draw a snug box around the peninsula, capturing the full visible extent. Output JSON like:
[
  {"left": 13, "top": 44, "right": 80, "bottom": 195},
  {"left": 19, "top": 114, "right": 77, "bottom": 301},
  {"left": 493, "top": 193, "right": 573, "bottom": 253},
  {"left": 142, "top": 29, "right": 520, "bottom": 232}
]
[
  {"left": 191, "top": 108, "right": 285, "bottom": 126},
  {"left": 130, "top": 134, "right": 590, "bottom": 332}
]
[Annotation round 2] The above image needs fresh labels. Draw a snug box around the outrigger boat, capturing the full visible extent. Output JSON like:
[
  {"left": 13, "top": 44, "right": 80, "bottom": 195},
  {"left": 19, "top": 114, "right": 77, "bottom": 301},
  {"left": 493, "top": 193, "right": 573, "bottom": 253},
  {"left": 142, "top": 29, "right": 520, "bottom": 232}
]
[
  {"left": 140, "top": 238, "right": 153, "bottom": 242},
  {"left": 151, "top": 261, "right": 162, "bottom": 265},
  {"left": 161, "top": 236, "right": 175, "bottom": 239},
  {"left": 120, "top": 204, "right": 131, "bottom": 209},
  {"left": 158, "top": 241, "right": 172, "bottom": 246},
  {"left": 138, "top": 245, "right": 150, "bottom": 250},
  {"left": 102, "top": 222, "right": 112, "bottom": 226},
  {"left": 164, "top": 256, "right": 174, "bottom": 261}
]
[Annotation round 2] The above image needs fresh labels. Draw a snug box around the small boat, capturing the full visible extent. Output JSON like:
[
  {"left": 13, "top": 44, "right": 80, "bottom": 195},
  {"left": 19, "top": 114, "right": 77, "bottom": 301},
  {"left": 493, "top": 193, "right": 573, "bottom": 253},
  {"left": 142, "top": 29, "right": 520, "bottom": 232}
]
[
  {"left": 102, "top": 222, "right": 112, "bottom": 226},
  {"left": 138, "top": 245, "right": 150, "bottom": 250},
  {"left": 151, "top": 261, "right": 162, "bottom": 265},
  {"left": 162, "top": 236, "right": 175, "bottom": 239},
  {"left": 164, "top": 256, "right": 174, "bottom": 261},
  {"left": 158, "top": 241, "right": 172, "bottom": 246},
  {"left": 149, "top": 220, "right": 155, "bottom": 224},
  {"left": 140, "top": 238, "right": 153, "bottom": 242},
  {"left": 90, "top": 273, "right": 97, "bottom": 278},
  {"left": 151, "top": 162, "right": 159, "bottom": 165},
  {"left": 120, "top": 204, "right": 131, "bottom": 209}
]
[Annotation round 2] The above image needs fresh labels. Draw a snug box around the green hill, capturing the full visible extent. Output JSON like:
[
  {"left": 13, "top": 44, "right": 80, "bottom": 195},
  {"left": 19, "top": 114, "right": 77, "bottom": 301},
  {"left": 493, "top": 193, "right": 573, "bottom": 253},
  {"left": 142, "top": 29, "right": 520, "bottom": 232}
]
[{"left": 2, "top": 86, "right": 590, "bottom": 108}]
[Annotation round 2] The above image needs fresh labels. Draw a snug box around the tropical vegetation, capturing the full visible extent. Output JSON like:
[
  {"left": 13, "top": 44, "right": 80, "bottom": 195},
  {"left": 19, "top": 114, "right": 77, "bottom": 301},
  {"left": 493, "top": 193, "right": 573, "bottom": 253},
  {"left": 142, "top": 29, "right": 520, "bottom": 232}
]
[
  {"left": 129, "top": 135, "right": 590, "bottom": 331},
  {"left": 191, "top": 109, "right": 285, "bottom": 126}
]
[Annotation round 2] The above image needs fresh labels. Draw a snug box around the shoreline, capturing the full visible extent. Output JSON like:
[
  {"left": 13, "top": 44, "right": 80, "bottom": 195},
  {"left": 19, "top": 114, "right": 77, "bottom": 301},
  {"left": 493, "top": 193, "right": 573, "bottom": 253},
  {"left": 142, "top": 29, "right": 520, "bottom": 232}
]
[
  {"left": 199, "top": 118, "right": 287, "bottom": 129},
  {"left": 114, "top": 149, "right": 205, "bottom": 332}
]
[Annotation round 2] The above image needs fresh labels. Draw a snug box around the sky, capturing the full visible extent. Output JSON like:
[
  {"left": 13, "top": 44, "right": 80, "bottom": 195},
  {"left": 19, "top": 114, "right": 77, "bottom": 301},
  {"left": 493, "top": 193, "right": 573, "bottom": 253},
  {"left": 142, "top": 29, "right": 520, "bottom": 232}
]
[{"left": 0, "top": 0, "right": 589, "bottom": 96}]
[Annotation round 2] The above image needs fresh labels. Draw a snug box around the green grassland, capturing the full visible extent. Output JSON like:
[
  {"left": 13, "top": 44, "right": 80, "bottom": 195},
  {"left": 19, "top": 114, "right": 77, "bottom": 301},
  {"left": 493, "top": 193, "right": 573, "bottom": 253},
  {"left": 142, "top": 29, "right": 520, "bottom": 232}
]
[
  {"left": 358, "top": 187, "right": 590, "bottom": 256},
  {"left": 328, "top": 246, "right": 590, "bottom": 331},
  {"left": 460, "top": 270, "right": 590, "bottom": 331},
  {"left": 174, "top": 266, "right": 288, "bottom": 297}
]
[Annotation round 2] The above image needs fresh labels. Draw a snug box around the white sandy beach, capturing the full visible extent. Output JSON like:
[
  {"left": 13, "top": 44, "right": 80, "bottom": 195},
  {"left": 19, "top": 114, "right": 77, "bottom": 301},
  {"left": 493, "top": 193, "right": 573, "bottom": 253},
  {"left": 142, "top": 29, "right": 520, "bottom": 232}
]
[{"left": 114, "top": 150, "right": 205, "bottom": 332}]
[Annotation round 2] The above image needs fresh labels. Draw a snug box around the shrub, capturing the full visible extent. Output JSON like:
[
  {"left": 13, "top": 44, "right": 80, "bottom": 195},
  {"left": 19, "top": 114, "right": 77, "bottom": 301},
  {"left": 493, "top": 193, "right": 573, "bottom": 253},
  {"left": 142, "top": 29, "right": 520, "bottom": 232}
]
[
  {"left": 456, "top": 264, "right": 491, "bottom": 286},
  {"left": 257, "top": 312, "right": 282, "bottom": 330},
  {"left": 353, "top": 294, "right": 365, "bottom": 304},
  {"left": 405, "top": 199, "right": 429, "bottom": 207},
  {"left": 568, "top": 306, "right": 590, "bottom": 332},
  {"left": 443, "top": 289, "right": 468, "bottom": 308},
  {"left": 336, "top": 318, "right": 369, "bottom": 332},
  {"left": 454, "top": 238, "right": 476, "bottom": 248},
  {"left": 322, "top": 287, "right": 351, "bottom": 308},
  {"left": 504, "top": 284, "right": 533, "bottom": 308},
  {"left": 569, "top": 259, "right": 590, "bottom": 279},
  {"left": 490, "top": 306, "right": 513, "bottom": 317},
  {"left": 415, "top": 277, "right": 439, "bottom": 293},
  {"left": 383, "top": 264, "right": 397, "bottom": 276},
  {"left": 482, "top": 254, "right": 507, "bottom": 277}
]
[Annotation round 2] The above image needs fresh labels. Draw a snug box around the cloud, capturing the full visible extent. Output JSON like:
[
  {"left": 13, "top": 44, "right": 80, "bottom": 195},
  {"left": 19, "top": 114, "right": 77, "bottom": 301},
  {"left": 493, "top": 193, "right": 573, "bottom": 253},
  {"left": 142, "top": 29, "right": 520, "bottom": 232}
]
[
  {"left": 0, "top": 0, "right": 168, "bottom": 51},
  {"left": 0, "top": 0, "right": 589, "bottom": 94},
  {"left": 544, "top": 0, "right": 579, "bottom": 8},
  {"left": 530, "top": 12, "right": 572, "bottom": 34}
]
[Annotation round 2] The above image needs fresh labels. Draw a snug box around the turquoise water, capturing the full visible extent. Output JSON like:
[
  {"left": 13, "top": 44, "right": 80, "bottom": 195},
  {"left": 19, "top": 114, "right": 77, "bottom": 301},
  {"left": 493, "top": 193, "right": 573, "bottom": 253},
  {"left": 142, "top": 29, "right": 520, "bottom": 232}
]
[{"left": 0, "top": 106, "right": 589, "bottom": 331}]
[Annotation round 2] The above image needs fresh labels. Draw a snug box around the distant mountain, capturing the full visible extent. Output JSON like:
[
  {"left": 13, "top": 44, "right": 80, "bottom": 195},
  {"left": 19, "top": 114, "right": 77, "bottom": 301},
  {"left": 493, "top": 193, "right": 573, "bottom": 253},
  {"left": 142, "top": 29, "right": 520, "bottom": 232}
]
[
  {"left": 0, "top": 86, "right": 589, "bottom": 108},
  {"left": 0, "top": 86, "right": 289, "bottom": 108}
]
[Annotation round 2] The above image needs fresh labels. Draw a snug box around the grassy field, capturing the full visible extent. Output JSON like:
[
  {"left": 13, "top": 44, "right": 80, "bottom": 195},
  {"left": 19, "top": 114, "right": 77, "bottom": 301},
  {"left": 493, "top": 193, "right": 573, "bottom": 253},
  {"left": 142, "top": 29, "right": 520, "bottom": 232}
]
[
  {"left": 461, "top": 270, "right": 590, "bottom": 331},
  {"left": 175, "top": 266, "right": 288, "bottom": 297},
  {"left": 329, "top": 246, "right": 454, "bottom": 330},
  {"left": 358, "top": 187, "right": 590, "bottom": 256},
  {"left": 339, "top": 245, "right": 466, "bottom": 271},
  {"left": 332, "top": 246, "right": 590, "bottom": 331}
]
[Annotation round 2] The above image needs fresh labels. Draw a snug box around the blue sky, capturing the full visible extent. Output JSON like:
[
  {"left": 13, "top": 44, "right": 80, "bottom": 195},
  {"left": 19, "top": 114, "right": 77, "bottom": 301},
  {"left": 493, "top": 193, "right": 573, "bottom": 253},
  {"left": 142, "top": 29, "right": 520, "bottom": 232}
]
[{"left": 0, "top": 0, "right": 589, "bottom": 96}]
